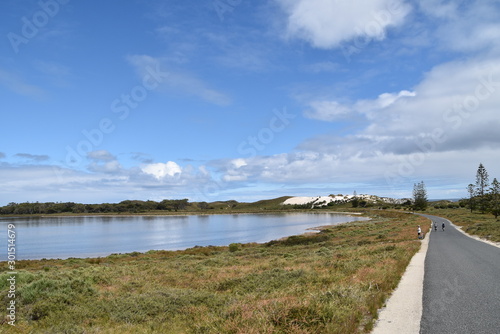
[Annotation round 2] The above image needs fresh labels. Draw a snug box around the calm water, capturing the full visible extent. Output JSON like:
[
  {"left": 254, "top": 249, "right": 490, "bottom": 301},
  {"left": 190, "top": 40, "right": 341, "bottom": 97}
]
[{"left": 0, "top": 213, "right": 368, "bottom": 260}]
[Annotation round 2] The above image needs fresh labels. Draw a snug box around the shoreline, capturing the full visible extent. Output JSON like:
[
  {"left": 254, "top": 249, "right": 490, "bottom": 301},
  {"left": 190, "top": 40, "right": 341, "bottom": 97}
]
[
  {"left": 0, "top": 212, "right": 368, "bottom": 261},
  {"left": 0, "top": 209, "right": 365, "bottom": 219}
]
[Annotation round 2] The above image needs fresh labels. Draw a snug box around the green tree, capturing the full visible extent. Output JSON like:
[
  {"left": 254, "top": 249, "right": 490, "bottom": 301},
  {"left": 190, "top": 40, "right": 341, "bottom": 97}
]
[
  {"left": 197, "top": 202, "right": 209, "bottom": 210},
  {"left": 413, "top": 181, "right": 428, "bottom": 211},
  {"left": 351, "top": 190, "right": 359, "bottom": 208},
  {"left": 467, "top": 183, "right": 477, "bottom": 213},
  {"left": 489, "top": 178, "right": 500, "bottom": 220},
  {"left": 475, "top": 163, "right": 490, "bottom": 213}
]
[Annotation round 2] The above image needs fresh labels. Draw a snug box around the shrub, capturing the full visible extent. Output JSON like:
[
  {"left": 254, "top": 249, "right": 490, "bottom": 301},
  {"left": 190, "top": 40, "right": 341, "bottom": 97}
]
[{"left": 229, "top": 243, "right": 240, "bottom": 252}]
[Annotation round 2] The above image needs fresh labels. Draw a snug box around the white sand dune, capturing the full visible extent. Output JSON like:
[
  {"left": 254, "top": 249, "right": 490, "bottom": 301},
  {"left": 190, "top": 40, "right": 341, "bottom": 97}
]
[
  {"left": 282, "top": 195, "right": 354, "bottom": 207},
  {"left": 282, "top": 194, "right": 411, "bottom": 207}
]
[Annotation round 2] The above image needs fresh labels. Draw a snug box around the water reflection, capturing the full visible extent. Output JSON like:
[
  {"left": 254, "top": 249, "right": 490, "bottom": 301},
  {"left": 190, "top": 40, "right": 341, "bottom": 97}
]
[{"left": 0, "top": 213, "right": 368, "bottom": 260}]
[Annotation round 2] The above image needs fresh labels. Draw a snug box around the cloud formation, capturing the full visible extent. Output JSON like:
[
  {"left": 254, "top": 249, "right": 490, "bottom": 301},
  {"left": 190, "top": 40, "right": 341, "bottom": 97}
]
[
  {"left": 14, "top": 153, "right": 50, "bottom": 162},
  {"left": 276, "top": 0, "right": 411, "bottom": 49},
  {"left": 141, "top": 162, "right": 182, "bottom": 180},
  {"left": 304, "top": 90, "right": 416, "bottom": 122},
  {"left": 87, "top": 150, "right": 116, "bottom": 162},
  {"left": 217, "top": 55, "right": 500, "bottom": 194},
  {"left": 419, "top": 0, "right": 500, "bottom": 53}
]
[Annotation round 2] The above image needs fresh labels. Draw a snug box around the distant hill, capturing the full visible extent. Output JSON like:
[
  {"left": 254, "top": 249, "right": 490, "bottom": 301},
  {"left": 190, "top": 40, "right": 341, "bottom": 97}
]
[
  {"left": 429, "top": 198, "right": 461, "bottom": 202},
  {"left": 1, "top": 194, "right": 417, "bottom": 215}
]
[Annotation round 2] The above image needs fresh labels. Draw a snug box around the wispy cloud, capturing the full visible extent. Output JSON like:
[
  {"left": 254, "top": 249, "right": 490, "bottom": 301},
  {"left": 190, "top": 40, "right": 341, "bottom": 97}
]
[
  {"left": 86, "top": 150, "right": 122, "bottom": 174},
  {"left": 127, "top": 55, "right": 231, "bottom": 106},
  {"left": 14, "top": 153, "right": 50, "bottom": 162},
  {"left": 304, "top": 90, "right": 416, "bottom": 122},
  {"left": 33, "top": 60, "right": 71, "bottom": 87},
  {"left": 0, "top": 68, "right": 46, "bottom": 99},
  {"left": 130, "top": 152, "right": 154, "bottom": 164},
  {"left": 418, "top": 0, "right": 500, "bottom": 53},
  {"left": 302, "top": 61, "right": 340, "bottom": 73},
  {"left": 87, "top": 150, "right": 116, "bottom": 162}
]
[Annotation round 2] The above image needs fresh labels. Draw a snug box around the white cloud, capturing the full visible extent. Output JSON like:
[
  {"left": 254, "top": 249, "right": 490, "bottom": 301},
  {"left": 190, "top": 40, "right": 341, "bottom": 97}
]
[
  {"left": 86, "top": 151, "right": 122, "bottom": 174},
  {"left": 418, "top": 0, "right": 460, "bottom": 19},
  {"left": 207, "top": 53, "right": 489, "bottom": 200},
  {"left": 221, "top": 159, "right": 249, "bottom": 182},
  {"left": 0, "top": 159, "right": 216, "bottom": 205},
  {"left": 304, "top": 90, "right": 416, "bottom": 122},
  {"left": 276, "top": 0, "right": 411, "bottom": 49},
  {"left": 88, "top": 160, "right": 123, "bottom": 174},
  {"left": 369, "top": 90, "right": 416, "bottom": 110},
  {"left": 305, "top": 56, "right": 500, "bottom": 153},
  {"left": 213, "top": 143, "right": 500, "bottom": 199},
  {"left": 418, "top": 0, "right": 500, "bottom": 53},
  {"left": 87, "top": 150, "right": 116, "bottom": 162},
  {"left": 363, "top": 57, "right": 500, "bottom": 138},
  {"left": 304, "top": 100, "right": 352, "bottom": 121},
  {"left": 141, "top": 162, "right": 182, "bottom": 179},
  {"left": 231, "top": 159, "right": 247, "bottom": 168}
]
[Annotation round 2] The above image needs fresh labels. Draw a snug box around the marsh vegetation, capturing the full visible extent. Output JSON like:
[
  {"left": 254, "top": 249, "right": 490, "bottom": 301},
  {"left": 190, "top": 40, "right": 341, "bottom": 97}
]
[{"left": 1, "top": 211, "right": 429, "bottom": 333}]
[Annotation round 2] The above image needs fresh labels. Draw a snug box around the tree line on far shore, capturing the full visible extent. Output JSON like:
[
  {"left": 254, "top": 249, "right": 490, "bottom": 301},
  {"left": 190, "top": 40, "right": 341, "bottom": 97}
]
[{"left": 0, "top": 199, "right": 198, "bottom": 215}]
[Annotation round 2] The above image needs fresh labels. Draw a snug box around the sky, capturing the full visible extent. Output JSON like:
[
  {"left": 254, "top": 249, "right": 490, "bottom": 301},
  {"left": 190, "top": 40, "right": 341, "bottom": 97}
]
[{"left": 1, "top": 0, "right": 500, "bottom": 205}]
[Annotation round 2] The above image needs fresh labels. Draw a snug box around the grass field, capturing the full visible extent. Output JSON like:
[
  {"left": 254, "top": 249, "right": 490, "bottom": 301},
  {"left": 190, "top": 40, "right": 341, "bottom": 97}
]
[
  {"left": 1, "top": 211, "right": 429, "bottom": 334},
  {"left": 426, "top": 207, "right": 500, "bottom": 242}
]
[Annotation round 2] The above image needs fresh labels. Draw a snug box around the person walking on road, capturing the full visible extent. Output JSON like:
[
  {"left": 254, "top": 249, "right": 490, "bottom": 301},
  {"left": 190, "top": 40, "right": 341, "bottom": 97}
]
[{"left": 442, "top": 222, "right": 445, "bottom": 231}]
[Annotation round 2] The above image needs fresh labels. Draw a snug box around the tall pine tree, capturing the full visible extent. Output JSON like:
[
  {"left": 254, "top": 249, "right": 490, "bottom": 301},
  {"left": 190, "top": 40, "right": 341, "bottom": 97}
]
[
  {"left": 467, "top": 183, "right": 476, "bottom": 213},
  {"left": 413, "top": 181, "right": 428, "bottom": 211},
  {"left": 475, "top": 163, "right": 490, "bottom": 213}
]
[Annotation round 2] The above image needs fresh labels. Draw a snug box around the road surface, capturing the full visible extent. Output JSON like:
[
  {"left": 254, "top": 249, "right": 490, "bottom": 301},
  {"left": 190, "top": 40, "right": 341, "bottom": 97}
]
[{"left": 419, "top": 214, "right": 500, "bottom": 334}]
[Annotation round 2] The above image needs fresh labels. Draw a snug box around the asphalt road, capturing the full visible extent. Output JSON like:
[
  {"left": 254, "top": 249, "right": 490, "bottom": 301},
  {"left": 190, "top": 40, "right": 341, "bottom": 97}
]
[{"left": 418, "top": 214, "right": 500, "bottom": 334}]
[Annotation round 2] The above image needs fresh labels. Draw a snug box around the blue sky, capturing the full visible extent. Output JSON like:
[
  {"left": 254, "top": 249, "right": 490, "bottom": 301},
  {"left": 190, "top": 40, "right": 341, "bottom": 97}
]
[{"left": 1, "top": 0, "right": 500, "bottom": 205}]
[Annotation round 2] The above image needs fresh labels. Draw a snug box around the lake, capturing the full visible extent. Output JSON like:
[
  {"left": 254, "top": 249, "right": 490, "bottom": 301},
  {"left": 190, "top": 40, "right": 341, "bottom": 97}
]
[{"left": 0, "top": 213, "right": 369, "bottom": 260}]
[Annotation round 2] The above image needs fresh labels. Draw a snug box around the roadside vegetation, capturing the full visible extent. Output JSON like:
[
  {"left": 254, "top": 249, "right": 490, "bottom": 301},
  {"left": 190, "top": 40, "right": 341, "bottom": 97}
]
[
  {"left": 1, "top": 211, "right": 429, "bottom": 333},
  {"left": 424, "top": 162, "right": 500, "bottom": 243},
  {"left": 426, "top": 207, "right": 500, "bottom": 243}
]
